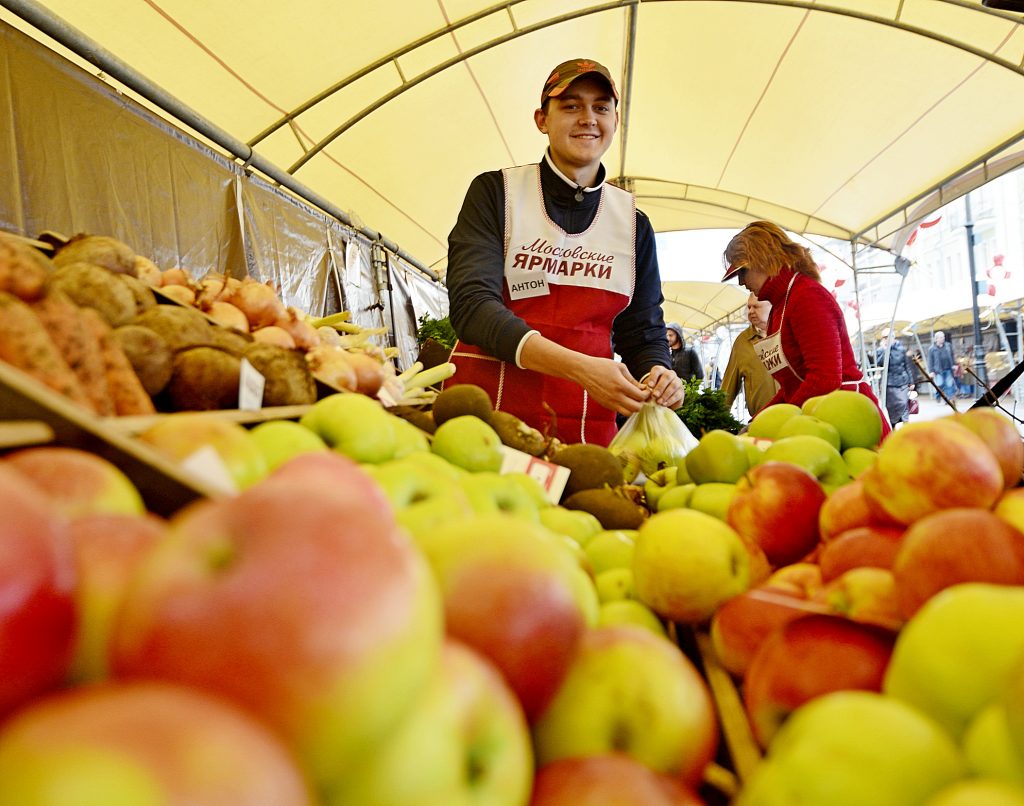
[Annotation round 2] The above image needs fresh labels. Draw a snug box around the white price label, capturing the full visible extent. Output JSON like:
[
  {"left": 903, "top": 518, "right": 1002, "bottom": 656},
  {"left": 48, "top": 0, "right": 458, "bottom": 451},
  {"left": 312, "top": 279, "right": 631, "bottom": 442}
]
[
  {"left": 180, "top": 445, "right": 239, "bottom": 495},
  {"left": 238, "top": 358, "right": 265, "bottom": 411},
  {"left": 500, "top": 447, "right": 570, "bottom": 504}
]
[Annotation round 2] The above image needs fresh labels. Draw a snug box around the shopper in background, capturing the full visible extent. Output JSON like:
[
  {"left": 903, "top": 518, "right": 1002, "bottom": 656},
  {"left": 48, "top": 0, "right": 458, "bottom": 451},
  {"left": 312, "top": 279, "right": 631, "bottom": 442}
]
[
  {"left": 875, "top": 328, "right": 914, "bottom": 428},
  {"left": 927, "top": 330, "right": 956, "bottom": 400},
  {"left": 955, "top": 349, "right": 976, "bottom": 399},
  {"left": 721, "top": 220, "right": 891, "bottom": 438},
  {"left": 445, "top": 58, "right": 683, "bottom": 446},
  {"left": 721, "top": 293, "right": 778, "bottom": 418},
  {"left": 666, "top": 323, "right": 704, "bottom": 382}
]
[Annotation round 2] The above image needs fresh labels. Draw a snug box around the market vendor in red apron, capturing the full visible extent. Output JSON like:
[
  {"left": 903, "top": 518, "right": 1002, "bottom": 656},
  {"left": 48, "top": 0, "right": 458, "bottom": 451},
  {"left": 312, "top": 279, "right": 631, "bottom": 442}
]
[
  {"left": 722, "top": 220, "right": 891, "bottom": 439},
  {"left": 444, "top": 58, "right": 683, "bottom": 446}
]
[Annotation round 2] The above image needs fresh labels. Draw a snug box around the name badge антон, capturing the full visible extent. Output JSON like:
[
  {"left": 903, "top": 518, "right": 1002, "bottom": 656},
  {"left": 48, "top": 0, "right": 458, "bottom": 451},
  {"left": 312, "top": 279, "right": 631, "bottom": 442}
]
[{"left": 507, "top": 269, "right": 550, "bottom": 301}]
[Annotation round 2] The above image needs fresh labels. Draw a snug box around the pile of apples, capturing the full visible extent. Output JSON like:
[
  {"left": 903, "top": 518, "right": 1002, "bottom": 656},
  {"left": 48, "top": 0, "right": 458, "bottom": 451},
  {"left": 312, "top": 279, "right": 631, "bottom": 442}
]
[
  {"left": 637, "top": 385, "right": 1024, "bottom": 805},
  {"left": 0, "top": 390, "right": 727, "bottom": 804}
]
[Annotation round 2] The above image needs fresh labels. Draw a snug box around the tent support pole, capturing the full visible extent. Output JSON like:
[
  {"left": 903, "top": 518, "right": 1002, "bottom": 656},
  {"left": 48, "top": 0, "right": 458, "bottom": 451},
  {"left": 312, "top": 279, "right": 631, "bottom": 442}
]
[{"left": 0, "top": 0, "right": 441, "bottom": 284}]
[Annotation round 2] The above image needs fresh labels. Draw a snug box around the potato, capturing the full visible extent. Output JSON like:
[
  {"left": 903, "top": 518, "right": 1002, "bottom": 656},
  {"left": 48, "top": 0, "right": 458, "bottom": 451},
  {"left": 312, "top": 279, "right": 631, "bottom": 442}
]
[
  {"left": 112, "top": 324, "right": 174, "bottom": 396},
  {"left": 166, "top": 347, "right": 241, "bottom": 411},
  {"left": 48, "top": 262, "right": 137, "bottom": 327},
  {"left": 243, "top": 343, "right": 317, "bottom": 406}
]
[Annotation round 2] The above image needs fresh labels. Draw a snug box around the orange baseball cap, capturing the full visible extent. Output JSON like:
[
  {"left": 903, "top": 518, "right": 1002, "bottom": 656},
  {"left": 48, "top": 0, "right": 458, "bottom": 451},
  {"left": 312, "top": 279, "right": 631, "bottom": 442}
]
[{"left": 541, "top": 58, "right": 619, "bottom": 106}]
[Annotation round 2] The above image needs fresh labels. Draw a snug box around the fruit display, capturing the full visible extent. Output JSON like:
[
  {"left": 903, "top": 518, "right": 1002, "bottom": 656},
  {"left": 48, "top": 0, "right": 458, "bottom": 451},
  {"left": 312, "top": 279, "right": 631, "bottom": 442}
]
[{"left": 7, "top": 217, "right": 1024, "bottom": 802}]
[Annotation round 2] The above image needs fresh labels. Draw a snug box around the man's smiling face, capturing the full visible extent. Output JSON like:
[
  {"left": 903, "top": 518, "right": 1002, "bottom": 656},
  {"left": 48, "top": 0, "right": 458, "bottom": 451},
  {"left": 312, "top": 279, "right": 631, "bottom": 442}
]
[{"left": 535, "top": 75, "right": 617, "bottom": 185}]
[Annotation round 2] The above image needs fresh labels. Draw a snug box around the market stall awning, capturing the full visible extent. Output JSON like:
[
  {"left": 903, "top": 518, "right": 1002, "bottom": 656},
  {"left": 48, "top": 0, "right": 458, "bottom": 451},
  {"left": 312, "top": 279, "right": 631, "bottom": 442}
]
[
  {"left": 661, "top": 281, "right": 750, "bottom": 333},
  {"left": 2, "top": 1, "right": 1023, "bottom": 277}
]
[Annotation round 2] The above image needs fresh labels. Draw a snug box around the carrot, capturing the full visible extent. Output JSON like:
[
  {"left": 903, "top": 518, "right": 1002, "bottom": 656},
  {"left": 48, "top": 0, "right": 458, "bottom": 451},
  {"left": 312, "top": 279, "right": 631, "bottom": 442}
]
[
  {"left": 80, "top": 308, "right": 156, "bottom": 416},
  {"left": 0, "top": 290, "right": 95, "bottom": 411},
  {"left": 32, "top": 291, "right": 115, "bottom": 416}
]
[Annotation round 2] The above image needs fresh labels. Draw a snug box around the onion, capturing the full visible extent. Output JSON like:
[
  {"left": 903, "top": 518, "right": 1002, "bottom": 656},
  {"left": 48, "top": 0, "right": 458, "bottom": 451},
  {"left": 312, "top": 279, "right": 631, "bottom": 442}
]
[
  {"left": 306, "top": 345, "right": 358, "bottom": 391},
  {"left": 158, "top": 284, "right": 196, "bottom": 306},
  {"left": 344, "top": 351, "right": 386, "bottom": 396},
  {"left": 134, "top": 255, "right": 163, "bottom": 288},
  {"left": 195, "top": 274, "right": 232, "bottom": 310},
  {"left": 161, "top": 267, "right": 193, "bottom": 287},
  {"left": 252, "top": 326, "right": 296, "bottom": 349},
  {"left": 206, "top": 301, "right": 250, "bottom": 333},
  {"left": 229, "top": 280, "right": 286, "bottom": 330},
  {"left": 275, "top": 307, "right": 321, "bottom": 351}
]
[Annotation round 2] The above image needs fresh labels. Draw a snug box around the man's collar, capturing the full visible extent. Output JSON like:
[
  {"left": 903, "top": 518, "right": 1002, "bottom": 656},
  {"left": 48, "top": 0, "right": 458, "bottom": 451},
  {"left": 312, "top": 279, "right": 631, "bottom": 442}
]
[{"left": 543, "top": 150, "right": 606, "bottom": 192}]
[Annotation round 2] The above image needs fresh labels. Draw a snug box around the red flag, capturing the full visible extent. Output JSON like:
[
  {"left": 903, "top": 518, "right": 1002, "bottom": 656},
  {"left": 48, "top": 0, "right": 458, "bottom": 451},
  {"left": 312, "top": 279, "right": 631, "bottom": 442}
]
[{"left": 919, "top": 216, "right": 942, "bottom": 228}]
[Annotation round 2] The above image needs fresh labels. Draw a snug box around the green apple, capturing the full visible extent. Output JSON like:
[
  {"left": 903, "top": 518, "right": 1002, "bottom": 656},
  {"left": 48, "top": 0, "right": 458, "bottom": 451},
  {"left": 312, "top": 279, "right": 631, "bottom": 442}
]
[
  {"left": 390, "top": 417, "right": 431, "bottom": 459},
  {"left": 654, "top": 482, "right": 696, "bottom": 512},
  {"left": 299, "top": 393, "right": 398, "bottom": 464},
  {"left": 365, "top": 459, "right": 475, "bottom": 544},
  {"left": 776, "top": 414, "right": 842, "bottom": 452},
  {"left": 327, "top": 640, "right": 533, "bottom": 806},
  {"left": 763, "top": 434, "right": 850, "bottom": 492},
  {"left": 585, "top": 530, "right": 637, "bottom": 574},
  {"left": 503, "top": 472, "right": 552, "bottom": 509},
  {"left": 595, "top": 568, "right": 635, "bottom": 602},
  {"left": 458, "top": 472, "right": 540, "bottom": 521},
  {"left": 597, "top": 600, "right": 667, "bottom": 639},
  {"left": 538, "top": 506, "right": 603, "bottom": 547},
  {"left": 811, "top": 389, "right": 884, "bottom": 451},
  {"left": 739, "top": 435, "right": 770, "bottom": 468},
  {"left": 884, "top": 583, "right": 1024, "bottom": 739},
  {"left": 688, "top": 482, "right": 737, "bottom": 521},
  {"left": 643, "top": 466, "right": 680, "bottom": 511},
  {"left": 400, "top": 450, "right": 465, "bottom": 481},
  {"left": 748, "top": 403, "right": 802, "bottom": 439},
  {"left": 924, "top": 779, "right": 1024, "bottom": 806},
  {"left": 842, "top": 446, "right": 878, "bottom": 478},
  {"left": 737, "top": 691, "right": 964, "bottom": 806},
  {"left": 249, "top": 420, "right": 328, "bottom": 472},
  {"left": 632, "top": 509, "right": 750, "bottom": 623},
  {"left": 802, "top": 395, "right": 826, "bottom": 416},
  {"left": 531, "top": 626, "right": 718, "bottom": 788},
  {"left": 962, "top": 702, "right": 1024, "bottom": 784},
  {"left": 685, "top": 430, "right": 750, "bottom": 484},
  {"left": 431, "top": 415, "right": 504, "bottom": 473},
  {"left": 672, "top": 458, "right": 693, "bottom": 484}
]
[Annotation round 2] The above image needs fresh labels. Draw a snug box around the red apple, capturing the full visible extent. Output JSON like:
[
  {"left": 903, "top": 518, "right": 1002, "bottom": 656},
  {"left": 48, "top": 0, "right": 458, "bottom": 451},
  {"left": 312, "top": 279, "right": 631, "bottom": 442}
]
[
  {"left": 818, "top": 525, "right": 905, "bottom": 582},
  {"left": 417, "top": 514, "right": 589, "bottom": 721},
  {"left": 710, "top": 583, "right": 819, "bottom": 678},
  {"left": 67, "top": 512, "right": 166, "bottom": 682},
  {"left": 766, "top": 561, "right": 823, "bottom": 598},
  {"left": 0, "top": 681, "right": 314, "bottom": 804},
  {"left": 0, "top": 464, "right": 77, "bottom": 718},
  {"left": 743, "top": 613, "right": 895, "bottom": 747},
  {"left": 532, "top": 626, "right": 718, "bottom": 789},
  {"left": 818, "top": 476, "right": 897, "bottom": 541},
  {"left": 531, "top": 753, "right": 705, "bottom": 805},
  {"left": 5, "top": 446, "right": 145, "bottom": 517},
  {"left": 892, "top": 508, "right": 1024, "bottom": 618},
  {"left": 109, "top": 472, "right": 444, "bottom": 793},
  {"left": 955, "top": 408, "right": 1024, "bottom": 490},
  {"left": 814, "top": 567, "right": 904, "bottom": 629},
  {"left": 726, "top": 461, "right": 826, "bottom": 567},
  {"left": 862, "top": 420, "right": 1003, "bottom": 525}
]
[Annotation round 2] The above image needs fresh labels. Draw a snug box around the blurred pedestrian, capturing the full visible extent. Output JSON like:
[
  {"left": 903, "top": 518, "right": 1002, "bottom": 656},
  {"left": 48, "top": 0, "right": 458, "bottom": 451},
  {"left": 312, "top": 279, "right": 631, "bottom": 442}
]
[
  {"left": 666, "top": 323, "right": 704, "bottom": 382},
  {"left": 927, "top": 331, "right": 956, "bottom": 400},
  {"left": 721, "top": 293, "right": 779, "bottom": 417},
  {"left": 875, "top": 328, "right": 914, "bottom": 427}
]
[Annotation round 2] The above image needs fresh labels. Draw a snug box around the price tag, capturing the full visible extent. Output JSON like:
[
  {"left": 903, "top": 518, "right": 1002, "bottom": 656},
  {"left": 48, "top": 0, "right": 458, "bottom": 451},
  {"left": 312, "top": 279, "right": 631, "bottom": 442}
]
[
  {"left": 180, "top": 445, "right": 239, "bottom": 495},
  {"left": 500, "top": 447, "right": 570, "bottom": 504},
  {"left": 238, "top": 358, "right": 265, "bottom": 411}
]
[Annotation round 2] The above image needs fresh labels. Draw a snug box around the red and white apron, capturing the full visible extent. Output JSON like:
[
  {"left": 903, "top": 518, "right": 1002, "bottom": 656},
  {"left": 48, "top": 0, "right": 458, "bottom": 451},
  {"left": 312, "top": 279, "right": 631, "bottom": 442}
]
[{"left": 450, "top": 164, "right": 636, "bottom": 445}]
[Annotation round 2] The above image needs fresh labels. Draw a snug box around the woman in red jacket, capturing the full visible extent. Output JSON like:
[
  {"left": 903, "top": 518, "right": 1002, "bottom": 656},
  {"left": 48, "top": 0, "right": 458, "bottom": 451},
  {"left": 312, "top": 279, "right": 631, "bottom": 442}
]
[{"left": 722, "top": 221, "right": 890, "bottom": 437}]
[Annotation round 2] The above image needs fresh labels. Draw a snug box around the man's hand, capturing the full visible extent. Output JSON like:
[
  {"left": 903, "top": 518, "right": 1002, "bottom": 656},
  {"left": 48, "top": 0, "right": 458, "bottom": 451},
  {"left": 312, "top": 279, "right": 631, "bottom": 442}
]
[
  {"left": 578, "top": 357, "right": 651, "bottom": 416},
  {"left": 644, "top": 365, "right": 684, "bottom": 410}
]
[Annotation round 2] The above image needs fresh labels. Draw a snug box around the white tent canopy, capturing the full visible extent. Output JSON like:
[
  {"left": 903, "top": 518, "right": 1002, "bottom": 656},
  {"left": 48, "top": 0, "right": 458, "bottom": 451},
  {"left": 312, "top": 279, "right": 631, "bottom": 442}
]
[{"left": 2, "top": 0, "right": 1023, "bottom": 289}]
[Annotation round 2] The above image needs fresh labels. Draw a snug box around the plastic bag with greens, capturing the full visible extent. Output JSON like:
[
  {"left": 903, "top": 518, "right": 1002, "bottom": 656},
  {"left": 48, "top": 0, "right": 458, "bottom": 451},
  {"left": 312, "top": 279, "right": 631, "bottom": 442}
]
[{"left": 608, "top": 401, "right": 699, "bottom": 483}]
